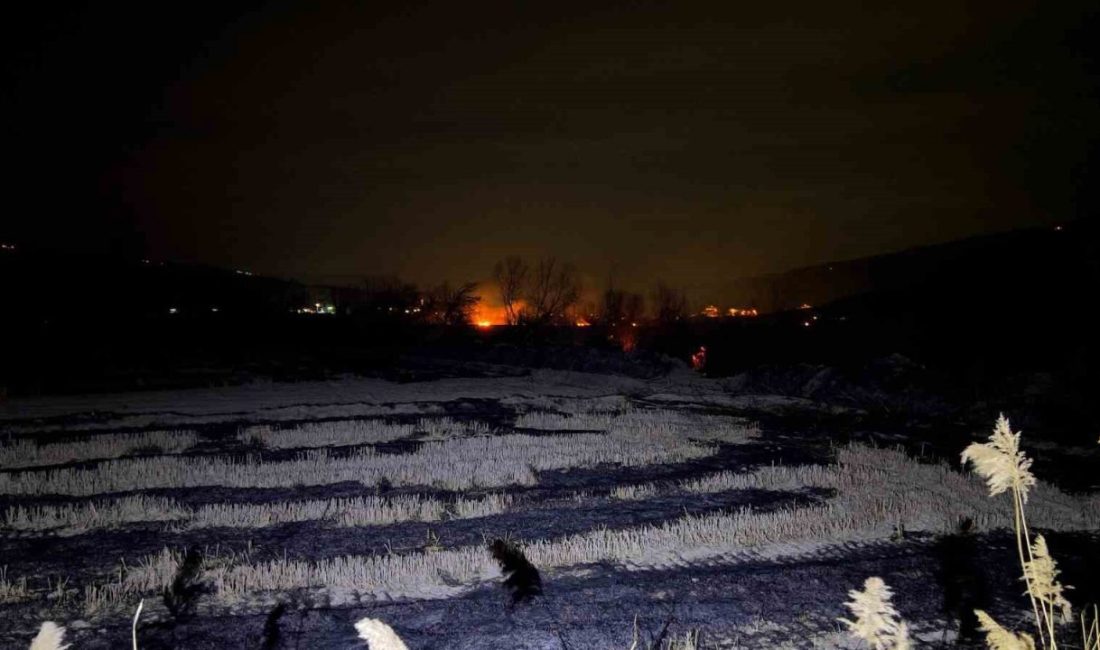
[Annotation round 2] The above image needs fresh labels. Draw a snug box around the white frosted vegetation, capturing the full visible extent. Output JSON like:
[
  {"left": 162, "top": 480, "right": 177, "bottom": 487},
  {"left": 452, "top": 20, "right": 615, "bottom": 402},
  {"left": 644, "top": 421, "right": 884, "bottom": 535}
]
[
  {"left": 75, "top": 443, "right": 1100, "bottom": 614},
  {"left": 83, "top": 545, "right": 500, "bottom": 612},
  {"left": 0, "top": 430, "right": 199, "bottom": 469},
  {"left": 1, "top": 492, "right": 513, "bottom": 535},
  {"left": 415, "top": 417, "right": 493, "bottom": 441},
  {"left": 501, "top": 394, "right": 631, "bottom": 415},
  {"left": 237, "top": 420, "right": 415, "bottom": 450},
  {"left": 355, "top": 617, "right": 410, "bottom": 650},
  {"left": 447, "top": 493, "right": 514, "bottom": 519},
  {"left": 515, "top": 411, "right": 618, "bottom": 430},
  {"left": 610, "top": 483, "right": 659, "bottom": 500},
  {"left": 0, "top": 370, "right": 647, "bottom": 429},
  {"left": 679, "top": 445, "right": 1100, "bottom": 534},
  {"left": 0, "top": 566, "right": 30, "bottom": 604},
  {"left": 78, "top": 500, "right": 874, "bottom": 612},
  {"left": 0, "top": 415, "right": 758, "bottom": 496},
  {"left": 839, "top": 577, "right": 912, "bottom": 650},
  {"left": 190, "top": 493, "right": 512, "bottom": 529},
  {"left": 515, "top": 408, "right": 759, "bottom": 443},
  {"left": 2, "top": 495, "right": 190, "bottom": 534},
  {"left": 28, "top": 621, "right": 69, "bottom": 650}
]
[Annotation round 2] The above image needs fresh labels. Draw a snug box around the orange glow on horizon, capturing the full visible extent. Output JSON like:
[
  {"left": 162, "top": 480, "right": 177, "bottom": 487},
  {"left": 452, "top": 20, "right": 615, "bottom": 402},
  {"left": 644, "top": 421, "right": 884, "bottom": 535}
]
[{"left": 469, "top": 297, "right": 511, "bottom": 327}]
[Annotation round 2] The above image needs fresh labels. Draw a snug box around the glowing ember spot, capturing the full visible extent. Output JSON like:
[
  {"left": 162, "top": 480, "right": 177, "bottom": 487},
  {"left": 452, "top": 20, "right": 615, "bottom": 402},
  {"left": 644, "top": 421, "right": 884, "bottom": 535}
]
[
  {"left": 476, "top": 320, "right": 493, "bottom": 329},
  {"left": 691, "top": 345, "right": 707, "bottom": 370},
  {"left": 701, "top": 305, "right": 720, "bottom": 318},
  {"left": 575, "top": 319, "right": 591, "bottom": 327},
  {"left": 798, "top": 303, "right": 813, "bottom": 310}
]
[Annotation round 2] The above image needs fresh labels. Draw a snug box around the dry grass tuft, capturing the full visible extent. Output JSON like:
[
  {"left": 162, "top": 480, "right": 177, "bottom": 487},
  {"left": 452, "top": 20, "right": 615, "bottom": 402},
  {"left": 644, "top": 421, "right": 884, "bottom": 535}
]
[
  {"left": 975, "top": 610, "right": 1037, "bottom": 650},
  {"left": 29, "top": 621, "right": 70, "bottom": 650},
  {"left": 839, "top": 577, "right": 912, "bottom": 650},
  {"left": 354, "top": 617, "right": 410, "bottom": 650},
  {"left": 0, "top": 565, "right": 30, "bottom": 604},
  {"left": 961, "top": 414, "right": 1037, "bottom": 503},
  {"left": 1022, "top": 535, "right": 1073, "bottom": 623}
]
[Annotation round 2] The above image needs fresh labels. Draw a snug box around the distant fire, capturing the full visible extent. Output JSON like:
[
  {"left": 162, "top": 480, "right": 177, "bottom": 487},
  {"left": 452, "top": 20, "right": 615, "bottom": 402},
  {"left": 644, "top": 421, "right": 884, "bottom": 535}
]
[
  {"left": 469, "top": 302, "right": 510, "bottom": 327},
  {"left": 575, "top": 318, "right": 591, "bottom": 327},
  {"left": 798, "top": 303, "right": 813, "bottom": 310},
  {"left": 702, "top": 305, "right": 760, "bottom": 318}
]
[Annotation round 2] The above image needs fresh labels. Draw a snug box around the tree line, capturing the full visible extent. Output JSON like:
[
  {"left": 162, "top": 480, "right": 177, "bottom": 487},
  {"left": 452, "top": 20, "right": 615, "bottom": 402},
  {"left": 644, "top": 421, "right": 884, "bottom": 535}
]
[
  {"left": 333, "top": 256, "right": 690, "bottom": 330},
  {"left": 491, "top": 255, "right": 689, "bottom": 328}
]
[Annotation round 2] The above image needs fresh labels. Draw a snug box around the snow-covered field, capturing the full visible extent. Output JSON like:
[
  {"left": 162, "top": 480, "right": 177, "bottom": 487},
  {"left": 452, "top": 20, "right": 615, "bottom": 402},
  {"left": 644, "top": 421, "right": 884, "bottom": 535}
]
[{"left": 1, "top": 370, "right": 1097, "bottom": 648}]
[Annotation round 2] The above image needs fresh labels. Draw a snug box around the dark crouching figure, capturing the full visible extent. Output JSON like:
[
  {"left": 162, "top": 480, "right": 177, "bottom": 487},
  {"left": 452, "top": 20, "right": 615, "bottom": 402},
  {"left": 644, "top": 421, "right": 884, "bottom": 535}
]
[
  {"left": 934, "top": 517, "right": 990, "bottom": 645},
  {"left": 489, "top": 538, "right": 543, "bottom": 605}
]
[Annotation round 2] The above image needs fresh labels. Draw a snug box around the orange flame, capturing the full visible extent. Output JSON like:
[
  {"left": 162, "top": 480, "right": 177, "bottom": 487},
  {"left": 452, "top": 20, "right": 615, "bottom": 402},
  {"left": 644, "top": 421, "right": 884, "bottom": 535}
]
[
  {"left": 469, "top": 302, "right": 510, "bottom": 327},
  {"left": 727, "top": 307, "right": 759, "bottom": 317}
]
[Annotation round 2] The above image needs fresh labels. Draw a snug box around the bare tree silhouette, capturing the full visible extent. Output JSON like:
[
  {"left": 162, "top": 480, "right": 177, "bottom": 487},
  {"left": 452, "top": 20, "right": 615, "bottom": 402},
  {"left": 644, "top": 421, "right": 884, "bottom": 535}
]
[
  {"left": 425, "top": 282, "right": 480, "bottom": 327},
  {"left": 524, "top": 257, "right": 580, "bottom": 326},
  {"left": 651, "top": 281, "right": 688, "bottom": 326},
  {"left": 601, "top": 288, "right": 645, "bottom": 324},
  {"left": 492, "top": 256, "right": 528, "bottom": 325}
]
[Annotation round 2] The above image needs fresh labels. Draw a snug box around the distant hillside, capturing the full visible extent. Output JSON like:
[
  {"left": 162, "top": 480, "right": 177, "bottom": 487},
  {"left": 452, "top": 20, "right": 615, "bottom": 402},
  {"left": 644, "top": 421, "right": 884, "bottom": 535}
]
[
  {"left": 723, "top": 223, "right": 1097, "bottom": 314},
  {"left": 0, "top": 248, "right": 309, "bottom": 323}
]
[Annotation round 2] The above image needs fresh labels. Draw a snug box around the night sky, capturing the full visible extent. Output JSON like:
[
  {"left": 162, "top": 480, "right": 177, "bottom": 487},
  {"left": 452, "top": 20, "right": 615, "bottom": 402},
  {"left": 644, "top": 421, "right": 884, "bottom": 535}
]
[{"left": 4, "top": 1, "right": 1097, "bottom": 302}]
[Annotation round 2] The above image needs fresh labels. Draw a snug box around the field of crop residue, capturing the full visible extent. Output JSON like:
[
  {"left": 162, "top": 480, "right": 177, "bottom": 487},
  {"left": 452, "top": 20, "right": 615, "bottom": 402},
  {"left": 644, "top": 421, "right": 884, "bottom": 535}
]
[{"left": 2, "top": 370, "right": 1098, "bottom": 648}]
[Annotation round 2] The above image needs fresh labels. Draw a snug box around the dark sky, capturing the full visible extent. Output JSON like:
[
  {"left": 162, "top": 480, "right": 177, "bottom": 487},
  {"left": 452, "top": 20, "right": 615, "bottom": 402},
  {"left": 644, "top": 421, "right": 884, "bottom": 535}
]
[{"left": 4, "top": 1, "right": 1097, "bottom": 302}]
